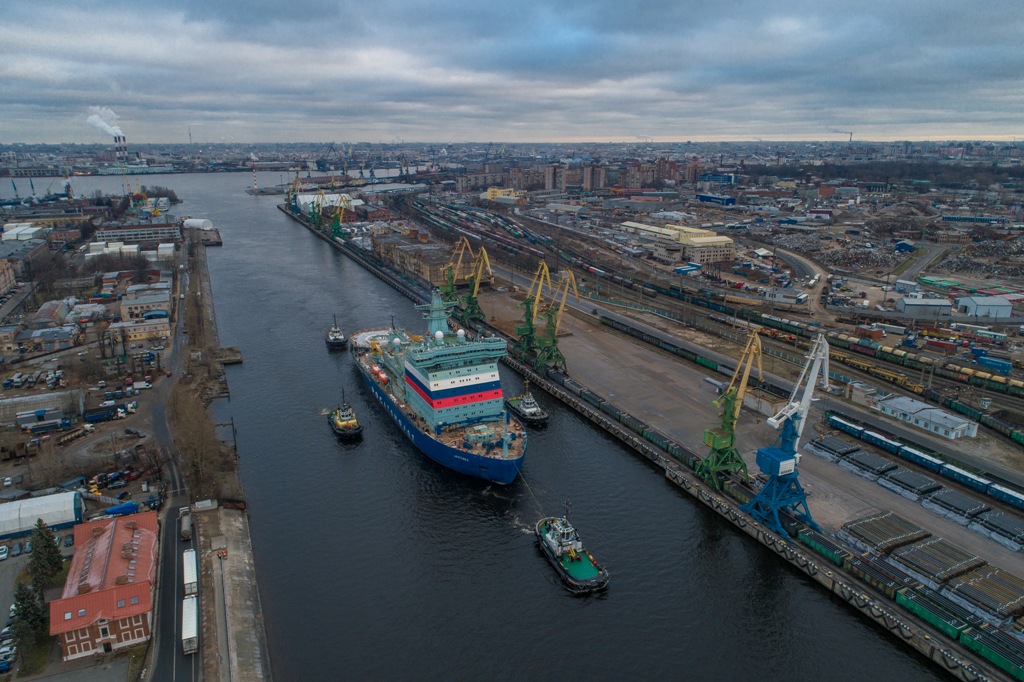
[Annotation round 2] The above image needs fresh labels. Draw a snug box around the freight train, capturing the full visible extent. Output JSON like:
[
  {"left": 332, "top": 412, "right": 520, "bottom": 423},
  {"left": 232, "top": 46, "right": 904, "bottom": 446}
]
[{"left": 827, "top": 414, "right": 1024, "bottom": 511}]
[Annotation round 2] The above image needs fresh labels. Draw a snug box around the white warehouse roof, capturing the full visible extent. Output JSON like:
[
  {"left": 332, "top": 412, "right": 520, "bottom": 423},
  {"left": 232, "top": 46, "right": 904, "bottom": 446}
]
[{"left": 0, "top": 491, "right": 84, "bottom": 539}]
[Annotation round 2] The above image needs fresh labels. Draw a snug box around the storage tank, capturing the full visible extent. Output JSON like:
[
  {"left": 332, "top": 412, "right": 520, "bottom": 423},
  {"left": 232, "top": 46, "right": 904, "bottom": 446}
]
[{"left": 182, "top": 218, "right": 213, "bottom": 230}]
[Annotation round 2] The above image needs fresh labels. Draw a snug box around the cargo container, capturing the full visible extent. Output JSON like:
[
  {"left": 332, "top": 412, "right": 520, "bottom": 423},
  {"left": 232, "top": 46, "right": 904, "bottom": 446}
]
[
  {"left": 182, "top": 596, "right": 199, "bottom": 655},
  {"left": 924, "top": 339, "right": 957, "bottom": 355},
  {"left": 976, "top": 356, "right": 1012, "bottom": 376},
  {"left": 183, "top": 548, "right": 198, "bottom": 596},
  {"left": 82, "top": 405, "right": 119, "bottom": 423}
]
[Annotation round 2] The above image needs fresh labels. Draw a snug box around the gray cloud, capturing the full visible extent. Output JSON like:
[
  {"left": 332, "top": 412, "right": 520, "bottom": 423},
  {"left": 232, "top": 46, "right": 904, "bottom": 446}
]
[{"left": 1, "top": 0, "right": 1022, "bottom": 143}]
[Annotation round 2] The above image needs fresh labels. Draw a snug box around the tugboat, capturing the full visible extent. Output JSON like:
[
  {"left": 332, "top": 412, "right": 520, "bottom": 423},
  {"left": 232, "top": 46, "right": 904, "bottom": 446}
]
[
  {"left": 535, "top": 503, "right": 609, "bottom": 594},
  {"left": 328, "top": 391, "right": 363, "bottom": 440},
  {"left": 325, "top": 314, "right": 347, "bottom": 350},
  {"left": 504, "top": 381, "right": 548, "bottom": 427}
]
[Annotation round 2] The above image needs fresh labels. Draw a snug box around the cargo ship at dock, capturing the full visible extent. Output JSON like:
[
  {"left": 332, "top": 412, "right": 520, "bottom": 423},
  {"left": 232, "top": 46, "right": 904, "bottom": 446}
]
[{"left": 351, "top": 291, "right": 527, "bottom": 484}]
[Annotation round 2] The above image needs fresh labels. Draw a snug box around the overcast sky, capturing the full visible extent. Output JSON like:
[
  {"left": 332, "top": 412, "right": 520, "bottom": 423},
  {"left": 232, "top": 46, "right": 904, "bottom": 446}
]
[{"left": 2, "top": 0, "right": 1023, "bottom": 144}]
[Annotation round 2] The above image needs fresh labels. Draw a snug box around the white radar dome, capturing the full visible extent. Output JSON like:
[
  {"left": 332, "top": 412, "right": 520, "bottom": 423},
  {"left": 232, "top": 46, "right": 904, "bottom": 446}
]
[
  {"left": 434, "top": 330, "right": 444, "bottom": 341},
  {"left": 457, "top": 329, "right": 466, "bottom": 339}
]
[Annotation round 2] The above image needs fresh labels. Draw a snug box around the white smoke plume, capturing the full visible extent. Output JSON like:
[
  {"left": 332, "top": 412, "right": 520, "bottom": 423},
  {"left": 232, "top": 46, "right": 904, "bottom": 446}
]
[{"left": 86, "top": 106, "right": 123, "bottom": 137}]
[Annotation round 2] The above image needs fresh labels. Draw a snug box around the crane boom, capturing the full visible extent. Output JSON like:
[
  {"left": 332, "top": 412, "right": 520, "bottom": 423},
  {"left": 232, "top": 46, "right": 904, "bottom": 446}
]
[{"left": 766, "top": 334, "right": 830, "bottom": 458}]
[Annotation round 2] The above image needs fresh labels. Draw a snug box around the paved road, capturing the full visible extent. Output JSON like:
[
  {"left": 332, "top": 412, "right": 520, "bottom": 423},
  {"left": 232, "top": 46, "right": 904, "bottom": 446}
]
[{"left": 147, "top": 257, "right": 199, "bottom": 682}]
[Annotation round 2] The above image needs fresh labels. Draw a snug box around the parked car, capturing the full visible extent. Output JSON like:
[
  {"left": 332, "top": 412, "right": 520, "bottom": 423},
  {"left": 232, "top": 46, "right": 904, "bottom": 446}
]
[
  {"left": 1, "top": 478, "right": 10, "bottom": 488},
  {"left": 13, "top": 475, "right": 21, "bottom": 486},
  {"left": 64, "top": 534, "right": 73, "bottom": 548},
  {"left": 0, "top": 645, "right": 17, "bottom": 659},
  {"left": 108, "top": 480, "right": 127, "bottom": 489},
  {"left": 24, "top": 541, "right": 31, "bottom": 554},
  {"left": 0, "top": 547, "right": 6, "bottom": 562},
  {"left": 0, "top": 659, "right": 11, "bottom": 673},
  {"left": 9, "top": 544, "right": 20, "bottom": 558},
  {"left": 116, "top": 491, "right": 131, "bottom": 501}
]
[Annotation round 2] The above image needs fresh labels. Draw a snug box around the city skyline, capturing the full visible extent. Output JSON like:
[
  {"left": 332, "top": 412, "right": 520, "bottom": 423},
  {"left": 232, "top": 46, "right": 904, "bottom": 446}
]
[{"left": 2, "top": 1, "right": 1023, "bottom": 144}]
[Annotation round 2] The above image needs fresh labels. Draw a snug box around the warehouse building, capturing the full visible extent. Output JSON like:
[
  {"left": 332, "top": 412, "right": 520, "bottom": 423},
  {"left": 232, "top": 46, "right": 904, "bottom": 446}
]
[
  {"left": 954, "top": 296, "right": 1013, "bottom": 320},
  {"left": 875, "top": 395, "right": 978, "bottom": 439},
  {"left": 0, "top": 491, "right": 85, "bottom": 540},
  {"left": 895, "top": 297, "right": 952, "bottom": 320}
]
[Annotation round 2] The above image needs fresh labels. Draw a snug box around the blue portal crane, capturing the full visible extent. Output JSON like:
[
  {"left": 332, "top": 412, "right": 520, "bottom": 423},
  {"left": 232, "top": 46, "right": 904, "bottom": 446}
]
[{"left": 740, "top": 334, "right": 830, "bottom": 539}]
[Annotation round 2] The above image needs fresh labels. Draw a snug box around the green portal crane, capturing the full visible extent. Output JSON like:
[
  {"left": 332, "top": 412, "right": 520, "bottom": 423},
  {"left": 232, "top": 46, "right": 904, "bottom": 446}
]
[
  {"left": 533, "top": 271, "right": 580, "bottom": 372},
  {"left": 512, "top": 261, "right": 552, "bottom": 359},
  {"left": 696, "top": 330, "right": 763, "bottom": 490}
]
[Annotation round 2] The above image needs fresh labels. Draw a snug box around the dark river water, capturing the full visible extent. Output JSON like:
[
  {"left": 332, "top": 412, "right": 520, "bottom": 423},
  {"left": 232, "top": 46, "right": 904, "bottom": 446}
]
[{"left": 3, "top": 174, "right": 937, "bottom": 681}]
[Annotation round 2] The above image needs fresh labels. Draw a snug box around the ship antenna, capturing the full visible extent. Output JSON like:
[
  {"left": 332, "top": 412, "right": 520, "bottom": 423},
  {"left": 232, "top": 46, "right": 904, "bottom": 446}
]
[
  {"left": 390, "top": 314, "right": 395, "bottom": 331},
  {"left": 564, "top": 499, "right": 571, "bottom": 520}
]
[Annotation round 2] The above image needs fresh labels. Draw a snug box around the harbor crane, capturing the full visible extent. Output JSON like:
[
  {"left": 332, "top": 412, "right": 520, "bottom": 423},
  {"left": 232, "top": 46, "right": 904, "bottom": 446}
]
[
  {"left": 533, "top": 270, "right": 580, "bottom": 372},
  {"left": 440, "top": 237, "right": 475, "bottom": 303},
  {"left": 460, "top": 246, "right": 493, "bottom": 325},
  {"left": 328, "top": 194, "right": 351, "bottom": 240},
  {"left": 696, "top": 330, "right": 763, "bottom": 490},
  {"left": 513, "top": 261, "right": 553, "bottom": 360},
  {"left": 740, "top": 333, "right": 830, "bottom": 539}
]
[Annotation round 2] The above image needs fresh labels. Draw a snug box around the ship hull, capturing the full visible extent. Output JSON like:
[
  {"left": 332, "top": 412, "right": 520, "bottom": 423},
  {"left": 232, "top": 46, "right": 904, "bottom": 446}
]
[
  {"left": 325, "top": 338, "right": 348, "bottom": 351},
  {"left": 356, "top": 357, "right": 524, "bottom": 484}
]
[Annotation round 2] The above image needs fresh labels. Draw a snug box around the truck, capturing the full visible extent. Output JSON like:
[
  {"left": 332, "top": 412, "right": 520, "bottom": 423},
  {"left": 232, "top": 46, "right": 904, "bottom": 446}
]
[
  {"left": 83, "top": 405, "right": 119, "bottom": 423},
  {"left": 183, "top": 549, "right": 198, "bottom": 596},
  {"left": 106, "top": 501, "right": 139, "bottom": 516},
  {"left": 181, "top": 596, "right": 199, "bottom": 655},
  {"left": 179, "top": 509, "right": 193, "bottom": 541}
]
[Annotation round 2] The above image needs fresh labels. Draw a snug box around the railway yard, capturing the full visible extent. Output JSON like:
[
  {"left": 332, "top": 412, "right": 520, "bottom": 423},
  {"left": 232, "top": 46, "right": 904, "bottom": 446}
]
[{"left": 339, "top": 189, "right": 1024, "bottom": 679}]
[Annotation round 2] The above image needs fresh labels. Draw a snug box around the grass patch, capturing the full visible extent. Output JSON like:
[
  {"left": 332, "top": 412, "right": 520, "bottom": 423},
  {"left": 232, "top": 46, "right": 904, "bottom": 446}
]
[
  {"left": 115, "top": 642, "right": 149, "bottom": 681},
  {"left": 18, "top": 633, "right": 52, "bottom": 676}
]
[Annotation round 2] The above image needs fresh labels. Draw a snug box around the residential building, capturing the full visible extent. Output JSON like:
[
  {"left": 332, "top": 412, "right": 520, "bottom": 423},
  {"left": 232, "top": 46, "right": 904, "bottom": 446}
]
[{"left": 50, "top": 512, "right": 158, "bottom": 661}]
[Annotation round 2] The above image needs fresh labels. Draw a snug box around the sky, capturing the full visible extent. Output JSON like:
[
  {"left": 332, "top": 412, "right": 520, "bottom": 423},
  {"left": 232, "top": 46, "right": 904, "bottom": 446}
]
[{"left": 2, "top": 0, "right": 1023, "bottom": 144}]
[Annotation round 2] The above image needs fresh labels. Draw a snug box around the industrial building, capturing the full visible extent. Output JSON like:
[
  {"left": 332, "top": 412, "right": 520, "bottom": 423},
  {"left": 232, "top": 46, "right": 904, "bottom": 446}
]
[
  {"left": 50, "top": 511, "right": 158, "bottom": 661},
  {"left": 107, "top": 318, "right": 171, "bottom": 342},
  {"left": 119, "top": 292, "right": 171, "bottom": 321},
  {"left": 0, "top": 491, "right": 85, "bottom": 540},
  {"left": 955, "top": 296, "right": 1014, "bottom": 320},
  {"left": 95, "top": 221, "right": 182, "bottom": 243},
  {"left": 874, "top": 395, "right": 979, "bottom": 440},
  {"left": 620, "top": 222, "right": 735, "bottom": 264},
  {"left": 895, "top": 297, "right": 952, "bottom": 320},
  {"left": 764, "top": 287, "right": 808, "bottom": 305}
]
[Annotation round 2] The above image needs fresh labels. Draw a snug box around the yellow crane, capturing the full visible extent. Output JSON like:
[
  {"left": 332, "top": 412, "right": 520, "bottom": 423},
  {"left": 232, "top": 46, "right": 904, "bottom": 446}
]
[
  {"left": 461, "top": 246, "right": 492, "bottom": 323},
  {"left": 513, "top": 261, "right": 553, "bottom": 358},
  {"left": 534, "top": 270, "right": 580, "bottom": 371},
  {"left": 440, "top": 236, "right": 475, "bottom": 301},
  {"left": 696, "top": 330, "right": 763, "bottom": 489}
]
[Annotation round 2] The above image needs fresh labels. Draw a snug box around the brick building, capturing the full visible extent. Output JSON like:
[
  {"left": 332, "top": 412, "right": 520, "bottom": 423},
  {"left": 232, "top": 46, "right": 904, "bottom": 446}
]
[{"left": 50, "top": 512, "right": 158, "bottom": 661}]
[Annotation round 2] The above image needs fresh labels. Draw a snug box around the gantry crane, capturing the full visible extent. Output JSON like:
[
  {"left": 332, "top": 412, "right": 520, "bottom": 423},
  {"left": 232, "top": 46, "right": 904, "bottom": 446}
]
[
  {"left": 696, "top": 330, "right": 763, "bottom": 490},
  {"left": 461, "top": 246, "right": 492, "bottom": 325},
  {"left": 533, "top": 270, "right": 580, "bottom": 371},
  {"left": 513, "top": 261, "right": 553, "bottom": 359},
  {"left": 740, "top": 334, "right": 830, "bottom": 539}
]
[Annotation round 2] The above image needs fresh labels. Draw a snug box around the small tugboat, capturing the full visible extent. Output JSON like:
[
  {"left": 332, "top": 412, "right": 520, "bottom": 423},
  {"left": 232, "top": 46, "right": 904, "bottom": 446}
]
[
  {"left": 504, "top": 381, "right": 549, "bottom": 427},
  {"left": 328, "top": 391, "right": 363, "bottom": 440},
  {"left": 535, "top": 503, "right": 609, "bottom": 594},
  {"left": 325, "top": 315, "right": 347, "bottom": 350}
]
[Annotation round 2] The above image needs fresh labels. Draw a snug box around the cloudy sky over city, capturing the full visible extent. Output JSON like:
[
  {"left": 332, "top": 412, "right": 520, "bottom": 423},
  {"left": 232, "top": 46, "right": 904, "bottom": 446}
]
[{"left": 2, "top": 0, "right": 1023, "bottom": 144}]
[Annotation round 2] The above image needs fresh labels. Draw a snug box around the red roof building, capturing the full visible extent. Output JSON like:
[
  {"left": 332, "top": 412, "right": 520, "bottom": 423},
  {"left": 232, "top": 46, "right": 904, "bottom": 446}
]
[{"left": 49, "top": 511, "right": 159, "bottom": 661}]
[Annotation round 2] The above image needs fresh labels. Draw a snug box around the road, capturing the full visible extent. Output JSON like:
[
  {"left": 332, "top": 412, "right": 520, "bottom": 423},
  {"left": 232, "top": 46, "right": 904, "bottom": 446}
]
[{"left": 147, "top": 260, "right": 199, "bottom": 681}]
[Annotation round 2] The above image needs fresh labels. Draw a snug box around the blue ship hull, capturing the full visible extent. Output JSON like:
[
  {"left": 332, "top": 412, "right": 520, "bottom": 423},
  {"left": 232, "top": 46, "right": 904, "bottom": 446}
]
[{"left": 356, "top": 360, "right": 525, "bottom": 484}]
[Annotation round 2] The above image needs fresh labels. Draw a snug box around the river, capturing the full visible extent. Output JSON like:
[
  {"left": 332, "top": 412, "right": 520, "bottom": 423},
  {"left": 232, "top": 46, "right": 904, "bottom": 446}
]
[{"left": 2, "top": 174, "right": 937, "bottom": 680}]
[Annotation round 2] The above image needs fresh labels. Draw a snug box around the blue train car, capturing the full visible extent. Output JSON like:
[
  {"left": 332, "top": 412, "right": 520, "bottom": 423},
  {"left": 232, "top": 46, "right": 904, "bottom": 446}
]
[
  {"left": 827, "top": 415, "right": 864, "bottom": 438},
  {"left": 987, "top": 483, "right": 1024, "bottom": 513},
  {"left": 861, "top": 430, "right": 903, "bottom": 454},
  {"left": 940, "top": 464, "right": 992, "bottom": 494},
  {"left": 897, "top": 446, "right": 944, "bottom": 473}
]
